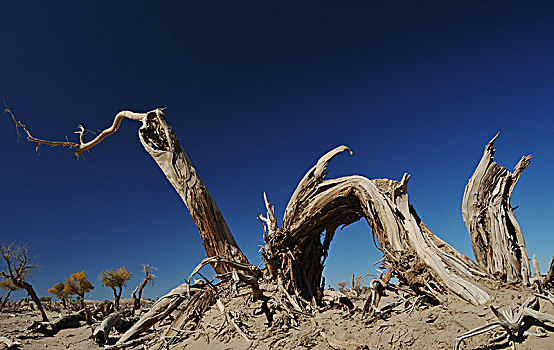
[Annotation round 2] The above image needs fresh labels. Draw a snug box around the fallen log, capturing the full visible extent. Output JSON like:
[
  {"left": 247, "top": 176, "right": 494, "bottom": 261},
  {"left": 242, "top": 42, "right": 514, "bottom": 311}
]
[
  {"left": 26, "top": 312, "right": 80, "bottom": 336},
  {"left": 149, "top": 289, "right": 215, "bottom": 350},
  {"left": 462, "top": 133, "right": 532, "bottom": 284},
  {"left": 116, "top": 282, "right": 206, "bottom": 344},
  {"left": 93, "top": 312, "right": 121, "bottom": 345}
]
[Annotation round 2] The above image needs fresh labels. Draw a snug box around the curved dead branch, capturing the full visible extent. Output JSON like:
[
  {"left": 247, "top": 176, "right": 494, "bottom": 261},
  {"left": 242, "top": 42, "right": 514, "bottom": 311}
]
[
  {"left": 462, "top": 133, "right": 532, "bottom": 284},
  {"left": 260, "top": 146, "right": 490, "bottom": 305}
]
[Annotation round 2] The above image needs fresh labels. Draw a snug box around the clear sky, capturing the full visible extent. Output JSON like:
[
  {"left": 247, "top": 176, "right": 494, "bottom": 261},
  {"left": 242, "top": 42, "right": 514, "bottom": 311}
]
[{"left": 1, "top": 1, "right": 553, "bottom": 301}]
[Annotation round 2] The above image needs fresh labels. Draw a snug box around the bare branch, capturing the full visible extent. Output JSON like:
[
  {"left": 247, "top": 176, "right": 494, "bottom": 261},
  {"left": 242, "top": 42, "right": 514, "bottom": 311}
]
[{"left": 3, "top": 99, "right": 148, "bottom": 157}]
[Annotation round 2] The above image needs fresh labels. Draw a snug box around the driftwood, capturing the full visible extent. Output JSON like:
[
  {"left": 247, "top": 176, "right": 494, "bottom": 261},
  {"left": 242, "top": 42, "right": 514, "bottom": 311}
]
[
  {"left": 93, "top": 312, "right": 121, "bottom": 345},
  {"left": 260, "top": 146, "right": 490, "bottom": 305},
  {"left": 462, "top": 133, "right": 532, "bottom": 284}
]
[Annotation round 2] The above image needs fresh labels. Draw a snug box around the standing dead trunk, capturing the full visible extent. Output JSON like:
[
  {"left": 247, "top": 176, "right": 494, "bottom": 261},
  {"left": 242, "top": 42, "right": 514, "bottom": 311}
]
[
  {"left": 462, "top": 133, "right": 531, "bottom": 284},
  {"left": 137, "top": 110, "right": 249, "bottom": 272},
  {"left": 132, "top": 265, "right": 155, "bottom": 313},
  {"left": 260, "top": 146, "right": 490, "bottom": 305},
  {"left": 4, "top": 106, "right": 249, "bottom": 274},
  {"left": 546, "top": 254, "right": 554, "bottom": 289},
  {"left": 0, "top": 290, "right": 11, "bottom": 310}
]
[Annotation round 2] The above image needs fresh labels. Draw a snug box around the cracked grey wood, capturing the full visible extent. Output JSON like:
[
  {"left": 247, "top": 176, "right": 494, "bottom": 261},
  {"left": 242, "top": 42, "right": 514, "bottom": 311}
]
[{"left": 462, "top": 133, "right": 531, "bottom": 284}]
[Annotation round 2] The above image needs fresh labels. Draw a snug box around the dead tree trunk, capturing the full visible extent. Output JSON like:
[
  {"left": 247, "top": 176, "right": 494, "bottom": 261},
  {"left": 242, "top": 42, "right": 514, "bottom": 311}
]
[
  {"left": 462, "top": 133, "right": 532, "bottom": 284},
  {"left": 4, "top": 106, "right": 249, "bottom": 273},
  {"left": 132, "top": 265, "right": 155, "bottom": 313},
  {"left": 0, "top": 291, "right": 11, "bottom": 311},
  {"left": 546, "top": 254, "right": 554, "bottom": 289},
  {"left": 111, "top": 286, "right": 122, "bottom": 310},
  {"left": 23, "top": 282, "right": 49, "bottom": 322},
  {"left": 137, "top": 110, "right": 249, "bottom": 272},
  {"left": 259, "top": 146, "right": 490, "bottom": 305}
]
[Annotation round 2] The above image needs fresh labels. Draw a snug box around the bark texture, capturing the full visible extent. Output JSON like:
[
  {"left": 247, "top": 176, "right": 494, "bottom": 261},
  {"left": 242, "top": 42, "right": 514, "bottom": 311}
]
[
  {"left": 137, "top": 110, "right": 249, "bottom": 273},
  {"left": 260, "top": 146, "right": 490, "bottom": 305},
  {"left": 462, "top": 133, "right": 532, "bottom": 284}
]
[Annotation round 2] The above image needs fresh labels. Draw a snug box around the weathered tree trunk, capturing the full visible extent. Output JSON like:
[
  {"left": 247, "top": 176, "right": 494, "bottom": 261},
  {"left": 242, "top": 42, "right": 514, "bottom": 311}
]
[
  {"left": 93, "top": 312, "right": 121, "bottom": 344},
  {"left": 546, "top": 254, "right": 554, "bottom": 289},
  {"left": 0, "top": 290, "right": 11, "bottom": 311},
  {"left": 132, "top": 265, "right": 155, "bottom": 313},
  {"left": 21, "top": 282, "right": 48, "bottom": 322},
  {"left": 131, "top": 285, "right": 140, "bottom": 312},
  {"left": 260, "top": 146, "right": 490, "bottom": 305},
  {"left": 112, "top": 286, "right": 122, "bottom": 310},
  {"left": 462, "top": 133, "right": 532, "bottom": 284},
  {"left": 137, "top": 110, "right": 249, "bottom": 273},
  {"left": 5, "top": 107, "right": 249, "bottom": 274}
]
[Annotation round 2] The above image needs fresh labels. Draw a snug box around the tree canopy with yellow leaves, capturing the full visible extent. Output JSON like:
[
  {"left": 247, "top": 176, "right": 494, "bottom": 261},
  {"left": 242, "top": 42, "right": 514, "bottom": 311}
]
[{"left": 100, "top": 266, "right": 131, "bottom": 310}]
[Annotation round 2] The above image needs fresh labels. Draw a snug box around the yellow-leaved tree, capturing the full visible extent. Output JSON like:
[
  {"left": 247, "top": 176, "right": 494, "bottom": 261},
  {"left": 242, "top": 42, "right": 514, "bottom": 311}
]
[
  {"left": 100, "top": 266, "right": 131, "bottom": 310},
  {"left": 47, "top": 282, "right": 69, "bottom": 308},
  {"left": 63, "top": 271, "right": 94, "bottom": 308}
]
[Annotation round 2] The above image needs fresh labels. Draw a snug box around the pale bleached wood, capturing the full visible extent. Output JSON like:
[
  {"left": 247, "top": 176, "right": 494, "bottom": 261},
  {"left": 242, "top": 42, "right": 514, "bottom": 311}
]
[
  {"left": 117, "top": 282, "right": 205, "bottom": 344},
  {"left": 93, "top": 312, "right": 121, "bottom": 344},
  {"left": 5, "top": 106, "right": 249, "bottom": 273},
  {"left": 462, "top": 133, "right": 531, "bottom": 284},
  {"left": 260, "top": 146, "right": 490, "bottom": 305}
]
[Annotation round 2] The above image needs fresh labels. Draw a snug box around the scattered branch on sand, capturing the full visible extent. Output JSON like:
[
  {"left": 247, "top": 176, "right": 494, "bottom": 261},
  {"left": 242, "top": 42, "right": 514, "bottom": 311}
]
[
  {"left": 362, "top": 268, "right": 393, "bottom": 318},
  {"left": 0, "top": 336, "right": 21, "bottom": 349},
  {"left": 454, "top": 296, "right": 554, "bottom": 350}
]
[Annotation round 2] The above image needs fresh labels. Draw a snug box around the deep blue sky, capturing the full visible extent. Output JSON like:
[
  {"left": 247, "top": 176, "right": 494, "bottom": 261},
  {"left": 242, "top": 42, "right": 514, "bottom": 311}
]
[{"left": 1, "top": 1, "right": 553, "bottom": 301}]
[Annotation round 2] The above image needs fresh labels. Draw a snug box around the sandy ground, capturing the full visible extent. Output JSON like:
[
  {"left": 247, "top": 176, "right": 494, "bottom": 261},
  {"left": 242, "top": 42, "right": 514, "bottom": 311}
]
[{"left": 0, "top": 287, "right": 553, "bottom": 349}]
